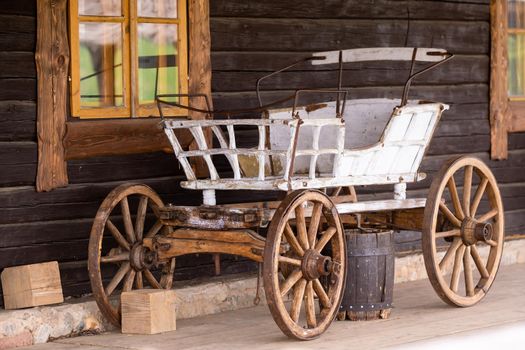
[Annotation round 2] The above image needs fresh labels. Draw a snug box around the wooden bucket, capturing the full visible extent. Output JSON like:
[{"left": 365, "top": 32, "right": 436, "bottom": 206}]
[{"left": 338, "top": 229, "right": 395, "bottom": 321}]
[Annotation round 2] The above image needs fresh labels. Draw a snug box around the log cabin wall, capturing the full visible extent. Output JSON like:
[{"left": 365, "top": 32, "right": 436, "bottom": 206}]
[{"left": 0, "top": 0, "right": 523, "bottom": 302}]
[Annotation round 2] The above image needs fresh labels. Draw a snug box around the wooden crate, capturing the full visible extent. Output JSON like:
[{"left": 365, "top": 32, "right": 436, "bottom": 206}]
[
  {"left": 121, "top": 289, "right": 177, "bottom": 334},
  {"left": 1, "top": 261, "right": 64, "bottom": 309}
]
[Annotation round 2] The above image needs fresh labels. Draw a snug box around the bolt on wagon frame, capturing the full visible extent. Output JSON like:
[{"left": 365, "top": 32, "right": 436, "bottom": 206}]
[{"left": 88, "top": 48, "right": 505, "bottom": 340}]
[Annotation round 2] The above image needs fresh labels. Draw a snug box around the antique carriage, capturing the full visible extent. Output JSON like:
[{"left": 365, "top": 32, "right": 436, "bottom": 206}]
[{"left": 88, "top": 48, "right": 505, "bottom": 340}]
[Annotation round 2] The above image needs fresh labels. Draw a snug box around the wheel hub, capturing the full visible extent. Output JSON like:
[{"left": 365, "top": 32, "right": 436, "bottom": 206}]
[
  {"left": 130, "top": 243, "right": 157, "bottom": 271},
  {"left": 301, "top": 249, "right": 338, "bottom": 281},
  {"left": 461, "top": 217, "right": 493, "bottom": 246}
]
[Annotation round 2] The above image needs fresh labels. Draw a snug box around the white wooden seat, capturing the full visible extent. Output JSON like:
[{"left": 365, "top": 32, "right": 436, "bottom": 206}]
[{"left": 161, "top": 47, "right": 452, "bottom": 196}]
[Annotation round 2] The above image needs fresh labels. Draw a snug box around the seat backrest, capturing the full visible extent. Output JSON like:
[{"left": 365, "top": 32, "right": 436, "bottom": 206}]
[{"left": 311, "top": 47, "right": 449, "bottom": 65}]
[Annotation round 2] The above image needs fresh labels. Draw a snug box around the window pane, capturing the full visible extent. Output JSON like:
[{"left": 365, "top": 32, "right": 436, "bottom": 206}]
[
  {"left": 79, "top": 23, "right": 124, "bottom": 108},
  {"left": 508, "top": 34, "right": 525, "bottom": 97},
  {"left": 138, "top": 0, "right": 178, "bottom": 18},
  {"left": 138, "top": 23, "right": 179, "bottom": 105},
  {"left": 78, "top": 0, "right": 121, "bottom": 16},
  {"left": 509, "top": 0, "right": 525, "bottom": 29}
]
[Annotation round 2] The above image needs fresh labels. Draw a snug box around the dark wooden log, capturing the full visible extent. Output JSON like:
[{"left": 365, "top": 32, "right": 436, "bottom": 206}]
[
  {"left": 508, "top": 133, "right": 525, "bottom": 151},
  {"left": 0, "top": 101, "right": 37, "bottom": 141},
  {"left": 0, "top": 78, "right": 35, "bottom": 101},
  {"left": 341, "top": 229, "right": 395, "bottom": 321},
  {"left": 212, "top": 56, "right": 488, "bottom": 92},
  {"left": 211, "top": 18, "right": 489, "bottom": 54},
  {"left": 0, "top": 52, "right": 36, "bottom": 78},
  {"left": 0, "top": 0, "right": 36, "bottom": 16},
  {"left": 0, "top": 15, "right": 35, "bottom": 52},
  {"left": 210, "top": 0, "right": 489, "bottom": 21},
  {"left": 68, "top": 152, "right": 182, "bottom": 184},
  {"left": 212, "top": 84, "right": 489, "bottom": 111},
  {"left": 0, "top": 142, "right": 36, "bottom": 186}
]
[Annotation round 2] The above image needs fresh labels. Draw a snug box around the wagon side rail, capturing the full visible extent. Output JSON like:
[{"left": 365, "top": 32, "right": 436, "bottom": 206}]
[{"left": 162, "top": 117, "right": 347, "bottom": 192}]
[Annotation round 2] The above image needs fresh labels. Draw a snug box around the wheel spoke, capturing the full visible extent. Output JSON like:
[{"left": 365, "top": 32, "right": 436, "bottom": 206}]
[
  {"left": 447, "top": 176, "right": 465, "bottom": 220},
  {"left": 439, "top": 238, "right": 461, "bottom": 272},
  {"left": 135, "top": 271, "right": 144, "bottom": 289},
  {"left": 135, "top": 196, "right": 148, "bottom": 241},
  {"left": 470, "top": 177, "right": 488, "bottom": 218},
  {"left": 485, "top": 239, "right": 498, "bottom": 247},
  {"left": 144, "top": 269, "right": 162, "bottom": 289},
  {"left": 121, "top": 197, "right": 136, "bottom": 244},
  {"left": 305, "top": 281, "right": 317, "bottom": 328},
  {"left": 284, "top": 223, "right": 305, "bottom": 256},
  {"left": 100, "top": 252, "right": 129, "bottom": 264},
  {"left": 160, "top": 258, "right": 176, "bottom": 289},
  {"left": 463, "top": 165, "right": 473, "bottom": 217},
  {"left": 435, "top": 229, "right": 460, "bottom": 239},
  {"left": 289, "top": 279, "right": 307, "bottom": 322},
  {"left": 278, "top": 255, "right": 302, "bottom": 267},
  {"left": 470, "top": 245, "right": 490, "bottom": 279},
  {"left": 106, "top": 219, "right": 131, "bottom": 251},
  {"left": 280, "top": 269, "right": 303, "bottom": 297},
  {"left": 295, "top": 205, "right": 309, "bottom": 249},
  {"left": 123, "top": 269, "right": 136, "bottom": 293},
  {"left": 145, "top": 220, "right": 163, "bottom": 238},
  {"left": 314, "top": 226, "right": 336, "bottom": 253},
  {"left": 105, "top": 262, "right": 130, "bottom": 297},
  {"left": 439, "top": 202, "right": 462, "bottom": 228},
  {"left": 477, "top": 208, "right": 498, "bottom": 223},
  {"left": 307, "top": 203, "right": 323, "bottom": 248},
  {"left": 313, "top": 279, "right": 332, "bottom": 309},
  {"left": 463, "top": 247, "right": 475, "bottom": 297},
  {"left": 450, "top": 244, "right": 466, "bottom": 293}
]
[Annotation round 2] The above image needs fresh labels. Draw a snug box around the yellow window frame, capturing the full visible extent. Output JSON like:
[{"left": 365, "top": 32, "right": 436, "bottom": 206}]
[{"left": 69, "top": 0, "right": 189, "bottom": 119}]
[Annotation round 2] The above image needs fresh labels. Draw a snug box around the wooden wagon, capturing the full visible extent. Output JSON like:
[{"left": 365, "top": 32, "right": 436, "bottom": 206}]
[{"left": 87, "top": 48, "right": 505, "bottom": 340}]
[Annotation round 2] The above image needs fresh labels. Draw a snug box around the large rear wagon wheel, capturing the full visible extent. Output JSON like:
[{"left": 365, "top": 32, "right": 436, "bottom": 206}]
[
  {"left": 263, "top": 190, "right": 346, "bottom": 340},
  {"left": 423, "top": 156, "right": 504, "bottom": 307},
  {"left": 88, "top": 184, "right": 176, "bottom": 326}
]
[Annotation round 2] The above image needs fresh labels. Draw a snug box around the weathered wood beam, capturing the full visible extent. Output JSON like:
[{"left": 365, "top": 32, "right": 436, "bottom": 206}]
[
  {"left": 35, "top": 0, "right": 69, "bottom": 191},
  {"left": 508, "top": 102, "right": 525, "bottom": 133},
  {"left": 64, "top": 119, "right": 192, "bottom": 160},
  {"left": 489, "top": 0, "right": 511, "bottom": 160},
  {"left": 189, "top": 0, "right": 213, "bottom": 177}
]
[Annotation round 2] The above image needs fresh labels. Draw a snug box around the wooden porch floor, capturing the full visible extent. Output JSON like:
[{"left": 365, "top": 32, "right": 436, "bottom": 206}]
[{"left": 23, "top": 263, "right": 525, "bottom": 350}]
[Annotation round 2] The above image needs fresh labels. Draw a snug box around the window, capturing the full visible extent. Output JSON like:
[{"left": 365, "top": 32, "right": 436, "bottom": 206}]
[
  {"left": 490, "top": 0, "right": 525, "bottom": 159},
  {"left": 69, "top": 0, "right": 188, "bottom": 118},
  {"left": 508, "top": 1, "right": 525, "bottom": 99}
]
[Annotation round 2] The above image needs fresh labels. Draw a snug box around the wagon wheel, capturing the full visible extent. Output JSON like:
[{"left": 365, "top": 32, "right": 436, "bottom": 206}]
[
  {"left": 423, "top": 156, "right": 504, "bottom": 307},
  {"left": 88, "top": 183, "right": 176, "bottom": 327},
  {"left": 263, "top": 190, "right": 346, "bottom": 340}
]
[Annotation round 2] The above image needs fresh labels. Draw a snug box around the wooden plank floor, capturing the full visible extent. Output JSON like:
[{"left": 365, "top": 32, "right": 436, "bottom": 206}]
[{"left": 24, "top": 263, "right": 525, "bottom": 350}]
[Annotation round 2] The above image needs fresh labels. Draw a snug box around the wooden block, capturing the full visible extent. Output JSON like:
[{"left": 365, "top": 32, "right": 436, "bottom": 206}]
[
  {"left": 121, "top": 289, "right": 177, "bottom": 335},
  {"left": 1, "top": 261, "right": 64, "bottom": 309}
]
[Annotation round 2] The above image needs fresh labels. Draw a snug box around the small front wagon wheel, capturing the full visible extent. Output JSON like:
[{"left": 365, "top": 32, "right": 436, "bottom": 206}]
[
  {"left": 263, "top": 190, "right": 346, "bottom": 340},
  {"left": 423, "top": 156, "right": 504, "bottom": 307},
  {"left": 88, "top": 183, "right": 176, "bottom": 327}
]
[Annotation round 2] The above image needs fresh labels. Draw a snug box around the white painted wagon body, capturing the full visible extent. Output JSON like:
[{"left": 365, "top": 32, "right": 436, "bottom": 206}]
[
  {"left": 162, "top": 46, "right": 451, "bottom": 201},
  {"left": 162, "top": 100, "right": 448, "bottom": 193}
]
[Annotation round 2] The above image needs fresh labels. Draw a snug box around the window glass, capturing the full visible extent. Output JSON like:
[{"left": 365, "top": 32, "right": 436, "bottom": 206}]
[
  {"left": 79, "top": 22, "right": 124, "bottom": 108},
  {"left": 509, "top": 0, "right": 525, "bottom": 28},
  {"left": 79, "top": 0, "right": 121, "bottom": 16},
  {"left": 138, "top": 23, "right": 179, "bottom": 105},
  {"left": 138, "top": 0, "right": 177, "bottom": 18},
  {"left": 508, "top": 1, "right": 525, "bottom": 97}
]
